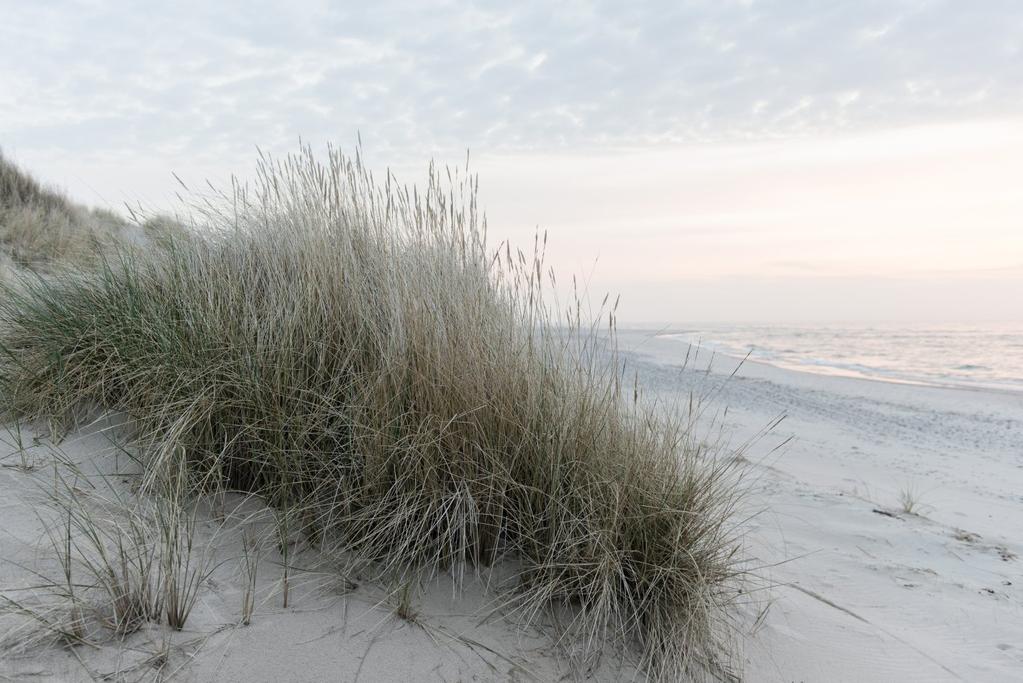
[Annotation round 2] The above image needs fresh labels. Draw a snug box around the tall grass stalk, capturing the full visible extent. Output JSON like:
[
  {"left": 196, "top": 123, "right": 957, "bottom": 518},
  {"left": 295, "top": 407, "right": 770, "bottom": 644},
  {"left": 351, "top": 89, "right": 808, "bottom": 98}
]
[
  {"left": 0, "top": 145, "right": 746, "bottom": 679},
  {"left": 274, "top": 507, "right": 292, "bottom": 609},
  {"left": 239, "top": 530, "right": 260, "bottom": 625},
  {"left": 158, "top": 461, "right": 211, "bottom": 631}
]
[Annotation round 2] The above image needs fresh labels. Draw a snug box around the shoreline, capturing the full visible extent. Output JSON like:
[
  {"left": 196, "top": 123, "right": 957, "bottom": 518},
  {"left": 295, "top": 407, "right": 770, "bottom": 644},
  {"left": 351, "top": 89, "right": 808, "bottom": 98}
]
[{"left": 646, "top": 328, "right": 1023, "bottom": 397}]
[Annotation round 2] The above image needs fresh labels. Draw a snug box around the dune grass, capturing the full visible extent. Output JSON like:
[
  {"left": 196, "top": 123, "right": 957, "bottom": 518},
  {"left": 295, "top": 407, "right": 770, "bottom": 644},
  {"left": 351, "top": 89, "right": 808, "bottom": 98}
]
[
  {"left": 0, "top": 145, "right": 746, "bottom": 680},
  {"left": 0, "top": 150, "right": 127, "bottom": 267},
  {"left": 0, "top": 453, "right": 214, "bottom": 658}
]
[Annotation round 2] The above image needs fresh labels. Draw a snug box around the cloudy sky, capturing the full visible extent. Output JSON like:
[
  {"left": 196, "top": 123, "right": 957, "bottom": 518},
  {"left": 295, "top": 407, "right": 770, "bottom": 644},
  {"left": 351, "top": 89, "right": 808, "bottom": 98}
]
[{"left": 3, "top": 0, "right": 1022, "bottom": 322}]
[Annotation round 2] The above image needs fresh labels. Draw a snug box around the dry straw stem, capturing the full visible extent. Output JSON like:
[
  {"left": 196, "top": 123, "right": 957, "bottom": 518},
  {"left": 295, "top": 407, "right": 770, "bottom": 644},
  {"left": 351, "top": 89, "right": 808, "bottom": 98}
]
[
  {"left": 239, "top": 530, "right": 261, "bottom": 625},
  {"left": 0, "top": 144, "right": 748, "bottom": 680}
]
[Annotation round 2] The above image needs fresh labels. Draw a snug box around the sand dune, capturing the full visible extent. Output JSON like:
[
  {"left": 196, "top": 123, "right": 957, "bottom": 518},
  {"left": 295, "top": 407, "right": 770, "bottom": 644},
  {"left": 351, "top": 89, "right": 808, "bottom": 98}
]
[{"left": 2, "top": 329, "right": 1020, "bottom": 681}]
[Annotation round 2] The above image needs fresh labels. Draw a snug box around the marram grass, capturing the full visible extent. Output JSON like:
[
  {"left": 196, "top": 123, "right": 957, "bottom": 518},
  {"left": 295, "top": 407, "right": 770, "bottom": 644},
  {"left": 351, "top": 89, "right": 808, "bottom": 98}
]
[
  {"left": 0, "top": 146, "right": 746, "bottom": 680},
  {"left": 0, "top": 150, "right": 126, "bottom": 267}
]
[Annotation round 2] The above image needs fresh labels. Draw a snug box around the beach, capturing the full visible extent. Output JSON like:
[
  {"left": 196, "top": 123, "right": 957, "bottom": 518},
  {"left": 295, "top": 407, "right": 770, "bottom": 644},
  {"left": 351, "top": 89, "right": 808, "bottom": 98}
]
[
  {"left": 4, "top": 1, "right": 1022, "bottom": 676},
  {"left": 618, "top": 329, "right": 1023, "bottom": 681},
  {"left": 0, "top": 327, "right": 1017, "bottom": 681}
]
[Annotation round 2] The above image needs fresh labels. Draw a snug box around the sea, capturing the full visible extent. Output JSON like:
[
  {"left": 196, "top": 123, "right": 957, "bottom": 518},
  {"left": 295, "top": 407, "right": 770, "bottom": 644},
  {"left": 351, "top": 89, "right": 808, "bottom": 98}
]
[{"left": 654, "top": 323, "right": 1023, "bottom": 393}]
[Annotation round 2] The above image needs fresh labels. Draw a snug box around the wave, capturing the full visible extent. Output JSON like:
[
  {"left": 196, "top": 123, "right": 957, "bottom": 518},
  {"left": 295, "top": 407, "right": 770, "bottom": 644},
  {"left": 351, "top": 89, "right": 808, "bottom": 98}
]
[{"left": 656, "top": 324, "right": 1023, "bottom": 393}]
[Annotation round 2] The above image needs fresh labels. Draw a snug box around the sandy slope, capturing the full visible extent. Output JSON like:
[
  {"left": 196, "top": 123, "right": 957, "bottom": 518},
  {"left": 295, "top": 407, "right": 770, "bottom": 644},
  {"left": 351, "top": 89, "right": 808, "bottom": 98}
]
[
  {"left": 1, "top": 329, "right": 1020, "bottom": 681},
  {"left": 0, "top": 418, "right": 642, "bottom": 682}
]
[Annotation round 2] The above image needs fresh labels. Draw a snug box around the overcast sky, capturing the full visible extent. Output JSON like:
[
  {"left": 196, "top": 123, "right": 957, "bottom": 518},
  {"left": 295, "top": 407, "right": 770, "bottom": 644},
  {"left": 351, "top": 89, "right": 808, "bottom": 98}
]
[{"left": 3, "top": 0, "right": 1022, "bottom": 322}]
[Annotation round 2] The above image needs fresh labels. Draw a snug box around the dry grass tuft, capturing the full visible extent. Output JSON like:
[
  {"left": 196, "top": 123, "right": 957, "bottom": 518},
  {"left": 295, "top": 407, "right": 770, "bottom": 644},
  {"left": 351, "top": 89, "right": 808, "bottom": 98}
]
[
  {"left": 898, "top": 485, "right": 924, "bottom": 516},
  {"left": 0, "top": 145, "right": 748, "bottom": 680},
  {"left": 0, "top": 461, "right": 213, "bottom": 656}
]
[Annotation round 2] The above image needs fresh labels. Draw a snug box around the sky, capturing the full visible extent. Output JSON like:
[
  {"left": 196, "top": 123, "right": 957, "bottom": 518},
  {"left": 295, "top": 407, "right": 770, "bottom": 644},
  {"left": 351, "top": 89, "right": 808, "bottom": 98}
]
[{"left": 2, "top": 0, "right": 1022, "bottom": 323}]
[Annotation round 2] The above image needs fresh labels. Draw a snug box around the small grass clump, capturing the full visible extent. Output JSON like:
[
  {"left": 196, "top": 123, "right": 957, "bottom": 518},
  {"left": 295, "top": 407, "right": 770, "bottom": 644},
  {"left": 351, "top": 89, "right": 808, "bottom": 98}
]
[
  {"left": 898, "top": 484, "right": 925, "bottom": 516},
  {"left": 1, "top": 462, "right": 212, "bottom": 655},
  {"left": 0, "top": 145, "right": 746, "bottom": 680}
]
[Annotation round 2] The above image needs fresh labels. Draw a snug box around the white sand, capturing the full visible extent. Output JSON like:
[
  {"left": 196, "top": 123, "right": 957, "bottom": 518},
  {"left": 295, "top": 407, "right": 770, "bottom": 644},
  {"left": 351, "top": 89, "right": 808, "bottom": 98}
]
[{"left": 1, "top": 330, "right": 1020, "bottom": 681}]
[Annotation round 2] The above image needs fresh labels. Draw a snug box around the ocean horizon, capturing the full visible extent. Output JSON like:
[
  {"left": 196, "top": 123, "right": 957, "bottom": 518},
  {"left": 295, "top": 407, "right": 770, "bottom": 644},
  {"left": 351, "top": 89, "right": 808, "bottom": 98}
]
[{"left": 649, "top": 322, "right": 1023, "bottom": 393}]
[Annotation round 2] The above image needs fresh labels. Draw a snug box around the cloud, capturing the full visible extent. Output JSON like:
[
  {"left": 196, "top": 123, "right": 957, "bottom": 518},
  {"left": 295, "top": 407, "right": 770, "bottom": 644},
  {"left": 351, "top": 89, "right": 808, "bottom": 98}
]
[
  {"left": 2, "top": 0, "right": 1022, "bottom": 166},
  {"left": 3, "top": 1, "right": 1021, "bottom": 323}
]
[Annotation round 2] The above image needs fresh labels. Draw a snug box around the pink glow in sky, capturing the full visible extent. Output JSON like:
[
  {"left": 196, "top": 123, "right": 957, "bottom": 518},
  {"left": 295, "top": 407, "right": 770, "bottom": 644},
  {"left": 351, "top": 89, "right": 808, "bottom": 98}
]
[{"left": 4, "top": 1, "right": 1021, "bottom": 322}]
